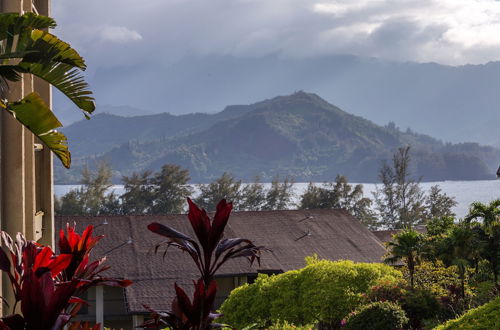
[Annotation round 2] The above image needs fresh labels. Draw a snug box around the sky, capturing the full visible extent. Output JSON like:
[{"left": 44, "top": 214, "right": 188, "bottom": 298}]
[{"left": 53, "top": 0, "right": 500, "bottom": 70}]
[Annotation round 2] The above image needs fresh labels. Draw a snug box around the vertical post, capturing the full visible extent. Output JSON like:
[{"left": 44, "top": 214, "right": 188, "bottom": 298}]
[
  {"left": 1, "top": 0, "right": 25, "bottom": 316},
  {"left": 133, "top": 315, "right": 144, "bottom": 329},
  {"left": 95, "top": 286, "right": 104, "bottom": 329},
  {"left": 34, "top": 75, "right": 54, "bottom": 247}
]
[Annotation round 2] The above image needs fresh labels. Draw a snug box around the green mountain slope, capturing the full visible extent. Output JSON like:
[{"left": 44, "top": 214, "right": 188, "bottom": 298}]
[
  {"left": 62, "top": 104, "right": 254, "bottom": 156},
  {"left": 56, "top": 92, "right": 500, "bottom": 183}
]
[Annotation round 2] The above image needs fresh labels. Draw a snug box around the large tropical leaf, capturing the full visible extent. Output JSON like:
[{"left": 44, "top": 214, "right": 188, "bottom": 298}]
[
  {"left": 15, "top": 30, "right": 95, "bottom": 116},
  {"left": 2, "top": 92, "right": 71, "bottom": 168},
  {"left": 0, "top": 13, "right": 56, "bottom": 53}
]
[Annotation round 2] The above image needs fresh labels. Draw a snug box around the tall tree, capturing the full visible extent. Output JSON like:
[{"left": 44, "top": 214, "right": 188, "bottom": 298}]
[
  {"left": 0, "top": 12, "right": 95, "bottom": 168},
  {"left": 300, "top": 175, "right": 376, "bottom": 228},
  {"left": 121, "top": 170, "right": 155, "bottom": 214},
  {"left": 425, "top": 185, "right": 457, "bottom": 220},
  {"left": 465, "top": 200, "right": 500, "bottom": 288},
  {"left": 262, "top": 175, "right": 295, "bottom": 210},
  {"left": 384, "top": 229, "right": 424, "bottom": 289},
  {"left": 374, "top": 146, "right": 426, "bottom": 229},
  {"left": 195, "top": 172, "right": 242, "bottom": 212},
  {"left": 239, "top": 176, "right": 266, "bottom": 211},
  {"left": 150, "top": 164, "right": 192, "bottom": 214},
  {"left": 55, "top": 163, "right": 117, "bottom": 216}
]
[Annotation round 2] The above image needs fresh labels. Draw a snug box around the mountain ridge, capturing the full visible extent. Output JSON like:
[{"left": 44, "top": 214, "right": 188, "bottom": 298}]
[{"left": 55, "top": 92, "right": 500, "bottom": 184}]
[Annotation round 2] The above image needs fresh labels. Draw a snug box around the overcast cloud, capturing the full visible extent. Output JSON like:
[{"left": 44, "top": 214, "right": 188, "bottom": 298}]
[{"left": 52, "top": 0, "right": 500, "bottom": 68}]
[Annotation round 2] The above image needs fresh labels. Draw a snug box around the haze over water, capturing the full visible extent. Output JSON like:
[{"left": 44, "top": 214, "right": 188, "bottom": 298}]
[{"left": 55, "top": 179, "right": 500, "bottom": 219}]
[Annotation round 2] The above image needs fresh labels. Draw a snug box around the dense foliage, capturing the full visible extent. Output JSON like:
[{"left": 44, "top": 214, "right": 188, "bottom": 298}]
[
  {"left": 219, "top": 259, "right": 401, "bottom": 328},
  {"left": 433, "top": 297, "right": 500, "bottom": 330},
  {"left": 344, "top": 301, "right": 408, "bottom": 330},
  {"left": 299, "top": 175, "right": 376, "bottom": 227},
  {"left": 0, "top": 225, "right": 131, "bottom": 329}
]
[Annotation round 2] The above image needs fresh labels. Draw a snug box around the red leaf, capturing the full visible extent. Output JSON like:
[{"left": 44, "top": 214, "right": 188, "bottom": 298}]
[
  {"left": 187, "top": 198, "right": 211, "bottom": 250},
  {"left": 209, "top": 199, "right": 232, "bottom": 251},
  {"left": 204, "top": 280, "right": 217, "bottom": 319},
  {"left": 174, "top": 283, "right": 194, "bottom": 322},
  {"left": 47, "top": 254, "right": 73, "bottom": 277}
]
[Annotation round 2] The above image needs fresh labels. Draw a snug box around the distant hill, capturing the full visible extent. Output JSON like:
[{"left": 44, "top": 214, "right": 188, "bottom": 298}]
[
  {"left": 62, "top": 104, "right": 257, "bottom": 156},
  {"left": 56, "top": 54, "right": 500, "bottom": 148},
  {"left": 55, "top": 92, "right": 500, "bottom": 184}
]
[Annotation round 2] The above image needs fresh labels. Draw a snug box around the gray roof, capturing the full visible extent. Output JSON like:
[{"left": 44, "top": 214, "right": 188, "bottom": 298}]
[{"left": 56, "top": 209, "right": 386, "bottom": 313}]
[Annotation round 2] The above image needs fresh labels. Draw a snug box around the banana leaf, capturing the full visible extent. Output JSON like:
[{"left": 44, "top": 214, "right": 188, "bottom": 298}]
[{"left": 2, "top": 92, "right": 70, "bottom": 168}]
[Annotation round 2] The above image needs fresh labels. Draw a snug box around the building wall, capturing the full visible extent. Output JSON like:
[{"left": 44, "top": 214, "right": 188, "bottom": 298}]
[
  {"left": 76, "top": 287, "right": 133, "bottom": 330},
  {"left": 0, "top": 0, "right": 54, "bottom": 315}
]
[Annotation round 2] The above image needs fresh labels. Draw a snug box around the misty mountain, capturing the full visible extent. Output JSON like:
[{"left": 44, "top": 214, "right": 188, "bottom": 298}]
[
  {"left": 54, "top": 103, "right": 155, "bottom": 126},
  {"left": 62, "top": 104, "right": 257, "bottom": 156},
  {"left": 55, "top": 92, "right": 500, "bottom": 184},
  {"left": 54, "top": 54, "right": 500, "bottom": 148}
]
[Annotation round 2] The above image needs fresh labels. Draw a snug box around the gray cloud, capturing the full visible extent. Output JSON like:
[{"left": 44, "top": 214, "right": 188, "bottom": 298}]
[{"left": 51, "top": 0, "right": 500, "bottom": 70}]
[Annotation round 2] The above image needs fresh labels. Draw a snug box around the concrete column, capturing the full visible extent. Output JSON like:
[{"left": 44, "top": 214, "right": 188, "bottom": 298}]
[
  {"left": 3, "top": 0, "right": 22, "bottom": 12},
  {"left": 95, "top": 286, "right": 104, "bottom": 329},
  {"left": 34, "top": 75, "right": 54, "bottom": 247},
  {"left": 24, "top": 76, "right": 36, "bottom": 241}
]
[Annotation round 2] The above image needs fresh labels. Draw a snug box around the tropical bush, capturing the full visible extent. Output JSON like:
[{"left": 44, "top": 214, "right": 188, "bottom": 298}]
[
  {"left": 470, "top": 281, "right": 498, "bottom": 307},
  {"left": 344, "top": 301, "right": 408, "bottom": 330},
  {"left": 220, "top": 259, "right": 402, "bottom": 328},
  {"left": 403, "top": 261, "right": 464, "bottom": 296},
  {"left": 402, "top": 288, "right": 441, "bottom": 329},
  {"left": 266, "top": 320, "right": 316, "bottom": 330},
  {"left": 0, "top": 225, "right": 131, "bottom": 329},
  {"left": 366, "top": 278, "right": 406, "bottom": 303},
  {"left": 433, "top": 297, "right": 500, "bottom": 330}
]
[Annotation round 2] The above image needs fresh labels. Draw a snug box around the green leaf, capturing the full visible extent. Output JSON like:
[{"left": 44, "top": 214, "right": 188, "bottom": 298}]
[
  {"left": 5, "top": 92, "right": 71, "bottom": 168},
  {"left": 0, "top": 13, "right": 56, "bottom": 55},
  {"left": 16, "top": 30, "right": 95, "bottom": 114}
]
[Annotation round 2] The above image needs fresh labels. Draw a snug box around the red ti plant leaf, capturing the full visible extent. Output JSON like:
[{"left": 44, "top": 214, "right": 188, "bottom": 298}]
[
  {"left": 147, "top": 198, "right": 265, "bottom": 329},
  {"left": 0, "top": 227, "right": 131, "bottom": 330},
  {"left": 58, "top": 224, "right": 103, "bottom": 280}
]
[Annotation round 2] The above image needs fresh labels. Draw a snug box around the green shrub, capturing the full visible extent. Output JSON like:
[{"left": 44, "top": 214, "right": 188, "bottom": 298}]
[
  {"left": 266, "top": 320, "right": 316, "bottom": 329},
  {"left": 366, "top": 278, "right": 406, "bottom": 303},
  {"left": 434, "top": 297, "right": 500, "bottom": 330},
  {"left": 344, "top": 301, "right": 408, "bottom": 330},
  {"left": 219, "top": 259, "right": 402, "bottom": 328},
  {"left": 402, "top": 261, "right": 464, "bottom": 296},
  {"left": 402, "top": 288, "right": 441, "bottom": 329},
  {"left": 471, "top": 281, "right": 498, "bottom": 307}
]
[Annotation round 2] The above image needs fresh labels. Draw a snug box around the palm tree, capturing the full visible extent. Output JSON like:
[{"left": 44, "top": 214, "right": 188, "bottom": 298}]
[
  {"left": 437, "top": 224, "right": 477, "bottom": 298},
  {"left": 0, "top": 12, "right": 95, "bottom": 168},
  {"left": 465, "top": 200, "right": 500, "bottom": 232},
  {"left": 465, "top": 200, "right": 500, "bottom": 288},
  {"left": 384, "top": 229, "right": 423, "bottom": 289}
]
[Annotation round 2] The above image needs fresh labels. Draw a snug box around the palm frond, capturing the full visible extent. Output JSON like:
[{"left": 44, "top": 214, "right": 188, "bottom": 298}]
[
  {"left": 3, "top": 92, "right": 71, "bottom": 168},
  {"left": 0, "top": 13, "right": 56, "bottom": 54},
  {"left": 18, "top": 62, "right": 94, "bottom": 115}
]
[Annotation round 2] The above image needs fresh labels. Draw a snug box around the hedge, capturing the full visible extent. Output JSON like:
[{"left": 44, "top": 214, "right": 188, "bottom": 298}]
[
  {"left": 345, "top": 301, "right": 408, "bottom": 330},
  {"left": 219, "top": 259, "right": 402, "bottom": 328},
  {"left": 433, "top": 297, "right": 500, "bottom": 330}
]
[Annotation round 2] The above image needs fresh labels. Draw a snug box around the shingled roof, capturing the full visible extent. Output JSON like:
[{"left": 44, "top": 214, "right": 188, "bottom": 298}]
[{"left": 56, "top": 209, "right": 386, "bottom": 313}]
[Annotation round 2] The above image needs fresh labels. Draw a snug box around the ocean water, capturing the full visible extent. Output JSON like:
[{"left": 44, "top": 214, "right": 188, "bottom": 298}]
[{"left": 55, "top": 180, "right": 500, "bottom": 219}]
